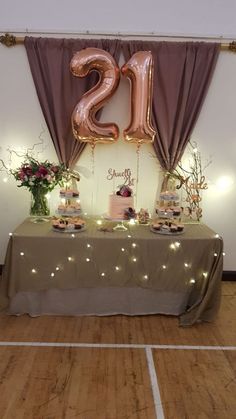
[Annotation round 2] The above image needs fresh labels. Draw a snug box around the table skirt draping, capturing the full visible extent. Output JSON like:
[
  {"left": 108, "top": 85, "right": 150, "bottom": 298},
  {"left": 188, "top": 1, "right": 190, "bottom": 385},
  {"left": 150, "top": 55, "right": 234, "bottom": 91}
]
[
  {"left": 0, "top": 218, "right": 223, "bottom": 326},
  {"left": 8, "top": 287, "right": 190, "bottom": 317}
]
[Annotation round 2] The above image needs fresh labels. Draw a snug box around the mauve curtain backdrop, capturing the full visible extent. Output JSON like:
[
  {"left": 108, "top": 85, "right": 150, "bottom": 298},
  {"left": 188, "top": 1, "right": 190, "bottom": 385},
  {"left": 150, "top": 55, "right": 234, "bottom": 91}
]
[
  {"left": 24, "top": 37, "right": 122, "bottom": 168},
  {"left": 122, "top": 41, "right": 220, "bottom": 171}
]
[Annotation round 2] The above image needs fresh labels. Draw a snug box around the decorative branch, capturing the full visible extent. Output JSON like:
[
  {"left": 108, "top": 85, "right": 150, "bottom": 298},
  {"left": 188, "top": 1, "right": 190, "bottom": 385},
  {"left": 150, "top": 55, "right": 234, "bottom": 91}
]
[{"left": 168, "top": 141, "right": 211, "bottom": 221}]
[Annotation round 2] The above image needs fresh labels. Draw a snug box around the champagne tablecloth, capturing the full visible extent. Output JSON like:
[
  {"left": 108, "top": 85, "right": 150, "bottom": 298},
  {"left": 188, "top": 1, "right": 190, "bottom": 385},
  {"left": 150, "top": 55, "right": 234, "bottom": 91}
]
[{"left": 0, "top": 218, "right": 223, "bottom": 326}]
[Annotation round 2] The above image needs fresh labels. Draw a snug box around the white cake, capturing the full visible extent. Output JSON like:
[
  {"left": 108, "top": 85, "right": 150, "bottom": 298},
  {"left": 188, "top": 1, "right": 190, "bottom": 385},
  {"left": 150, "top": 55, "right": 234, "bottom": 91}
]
[{"left": 108, "top": 194, "right": 134, "bottom": 219}]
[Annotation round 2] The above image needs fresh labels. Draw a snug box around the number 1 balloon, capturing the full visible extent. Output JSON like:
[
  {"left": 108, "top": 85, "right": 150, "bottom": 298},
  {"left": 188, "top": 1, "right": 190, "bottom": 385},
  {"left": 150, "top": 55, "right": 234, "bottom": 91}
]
[{"left": 121, "top": 51, "right": 156, "bottom": 147}]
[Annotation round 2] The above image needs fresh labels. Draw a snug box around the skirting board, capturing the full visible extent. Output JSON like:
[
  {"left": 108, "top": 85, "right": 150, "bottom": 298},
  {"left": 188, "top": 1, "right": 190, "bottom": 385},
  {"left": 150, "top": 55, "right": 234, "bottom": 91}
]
[
  {"left": 0, "top": 264, "right": 235, "bottom": 281},
  {"left": 222, "top": 271, "right": 236, "bottom": 281}
]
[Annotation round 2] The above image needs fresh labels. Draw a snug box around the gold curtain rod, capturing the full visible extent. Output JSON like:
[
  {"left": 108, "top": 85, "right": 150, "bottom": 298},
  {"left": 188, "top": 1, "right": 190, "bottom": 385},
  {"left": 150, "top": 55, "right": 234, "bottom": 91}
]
[{"left": 0, "top": 32, "right": 236, "bottom": 52}]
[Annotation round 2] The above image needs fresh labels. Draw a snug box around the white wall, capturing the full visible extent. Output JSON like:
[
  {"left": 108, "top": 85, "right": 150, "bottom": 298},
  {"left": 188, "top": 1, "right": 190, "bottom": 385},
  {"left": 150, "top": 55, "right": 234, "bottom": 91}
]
[
  {"left": 0, "top": 0, "right": 236, "bottom": 38},
  {"left": 0, "top": 1, "right": 236, "bottom": 269}
]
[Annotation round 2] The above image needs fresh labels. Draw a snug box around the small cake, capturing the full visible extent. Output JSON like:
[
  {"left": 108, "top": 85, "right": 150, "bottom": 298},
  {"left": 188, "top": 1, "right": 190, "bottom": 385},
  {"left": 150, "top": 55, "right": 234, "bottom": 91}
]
[
  {"left": 137, "top": 208, "right": 149, "bottom": 224},
  {"left": 60, "top": 188, "right": 79, "bottom": 198},
  {"left": 108, "top": 185, "right": 134, "bottom": 219},
  {"left": 177, "top": 224, "right": 184, "bottom": 232},
  {"left": 151, "top": 222, "right": 161, "bottom": 230},
  {"left": 173, "top": 207, "right": 181, "bottom": 216}
]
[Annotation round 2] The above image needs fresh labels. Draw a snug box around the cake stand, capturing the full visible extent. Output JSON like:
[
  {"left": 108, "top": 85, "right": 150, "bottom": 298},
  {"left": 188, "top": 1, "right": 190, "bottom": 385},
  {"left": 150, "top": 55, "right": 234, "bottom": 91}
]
[{"left": 113, "top": 220, "right": 128, "bottom": 231}]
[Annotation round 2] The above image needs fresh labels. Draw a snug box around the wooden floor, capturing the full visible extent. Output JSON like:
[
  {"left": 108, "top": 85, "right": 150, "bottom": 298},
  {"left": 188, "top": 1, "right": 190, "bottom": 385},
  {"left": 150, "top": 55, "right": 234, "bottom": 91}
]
[{"left": 0, "top": 281, "right": 235, "bottom": 418}]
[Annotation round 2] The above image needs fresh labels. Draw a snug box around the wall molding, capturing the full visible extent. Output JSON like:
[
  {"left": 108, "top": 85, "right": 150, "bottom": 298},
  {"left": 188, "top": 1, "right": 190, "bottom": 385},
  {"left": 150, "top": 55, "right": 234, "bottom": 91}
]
[{"left": 222, "top": 271, "right": 236, "bottom": 281}]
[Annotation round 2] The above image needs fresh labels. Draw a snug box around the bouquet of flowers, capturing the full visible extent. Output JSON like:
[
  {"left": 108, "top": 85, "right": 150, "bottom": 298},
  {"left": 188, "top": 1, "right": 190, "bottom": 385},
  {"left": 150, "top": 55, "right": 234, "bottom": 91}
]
[
  {"left": 10, "top": 156, "right": 65, "bottom": 217},
  {"left": 11, "top": 156, "right": 65, "bottom": 192}
]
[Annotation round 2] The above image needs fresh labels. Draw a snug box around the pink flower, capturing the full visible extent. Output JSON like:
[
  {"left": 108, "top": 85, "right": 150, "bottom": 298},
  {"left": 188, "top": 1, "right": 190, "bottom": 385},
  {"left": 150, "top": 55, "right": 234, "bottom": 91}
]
[
  {"left": 38, "top": 166, "right": 48, "bottom": 177},
  {"left": 23, "top": 166, "right": 32, "bottom": 176}
]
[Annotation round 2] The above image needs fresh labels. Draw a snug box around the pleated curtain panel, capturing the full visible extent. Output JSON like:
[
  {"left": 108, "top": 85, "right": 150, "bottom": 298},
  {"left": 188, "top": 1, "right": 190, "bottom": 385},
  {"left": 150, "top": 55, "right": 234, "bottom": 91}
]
[
  {"left": 24, "top": 37, "right": 220, "bottom": 171},
  {"left": 122, "top": 40, "right": 220, "bottom": 172}
]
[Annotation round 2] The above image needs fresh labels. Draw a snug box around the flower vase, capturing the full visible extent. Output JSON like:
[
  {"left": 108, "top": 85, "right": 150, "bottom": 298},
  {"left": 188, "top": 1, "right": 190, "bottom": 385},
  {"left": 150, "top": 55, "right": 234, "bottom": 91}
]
[{"left": 30, "top": 187, "right": 50, "bottom": 222}]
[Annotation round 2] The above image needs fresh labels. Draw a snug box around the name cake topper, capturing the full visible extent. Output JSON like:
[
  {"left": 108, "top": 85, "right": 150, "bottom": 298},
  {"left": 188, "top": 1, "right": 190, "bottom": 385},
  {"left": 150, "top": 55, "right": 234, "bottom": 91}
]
[{"left": 106, "top": 168, "right": 135, "bottom": 187}]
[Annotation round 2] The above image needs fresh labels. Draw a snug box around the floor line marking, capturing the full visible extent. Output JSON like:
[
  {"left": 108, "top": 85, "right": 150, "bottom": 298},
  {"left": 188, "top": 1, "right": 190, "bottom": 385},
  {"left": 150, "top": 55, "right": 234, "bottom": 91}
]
[
  {"left": 0, "top": 341, "right": 235, "bottom": 350},
  {"left": 146, "top": 347, "right": 165, "bottom": 419}
]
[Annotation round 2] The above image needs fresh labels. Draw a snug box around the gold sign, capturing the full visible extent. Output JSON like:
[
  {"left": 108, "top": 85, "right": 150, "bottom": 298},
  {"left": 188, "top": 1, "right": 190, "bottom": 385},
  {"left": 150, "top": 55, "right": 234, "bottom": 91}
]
[{"left": 106, "top": 168, "right": 135, "bottom": 187}]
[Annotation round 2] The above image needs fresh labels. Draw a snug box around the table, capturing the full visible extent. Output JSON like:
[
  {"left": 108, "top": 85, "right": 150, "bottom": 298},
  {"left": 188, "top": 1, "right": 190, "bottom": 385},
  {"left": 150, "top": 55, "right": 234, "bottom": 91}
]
[{"left": 0, "top": 218, "right": 223, "bottom": 326}]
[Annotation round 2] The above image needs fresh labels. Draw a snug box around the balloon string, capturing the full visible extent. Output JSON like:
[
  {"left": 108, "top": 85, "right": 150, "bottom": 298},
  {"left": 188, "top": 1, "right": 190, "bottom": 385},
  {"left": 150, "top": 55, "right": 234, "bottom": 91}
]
[
  {"left": 135, "top": 146, "right": 140, "bottom": 209},
  {"left": 91, "top": 145, "right": 95, "bottom": 215},
  {"left": 91, "top": 145, "right": 95, "bottom": 175}
]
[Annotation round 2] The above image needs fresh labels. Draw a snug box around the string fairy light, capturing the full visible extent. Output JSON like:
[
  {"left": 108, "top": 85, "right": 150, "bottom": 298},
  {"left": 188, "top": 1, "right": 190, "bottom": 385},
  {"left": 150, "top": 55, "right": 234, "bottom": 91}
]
[
  {"left": 162, "top": 265, "right": 167, "bottom": 270},
  {"left": 121, "top": 247, "right": 125, "bottom": 252},
  {"left": 87, "top": 243, "right": 91, "bottom": 248},
  {"left": 143, "top": 274, "right": 149, "bottom": 281},
  {"left": 86, "top": 257, "right": 90, "bottom": 262},
  {"left": 31, "top": 268, "right": 37, "bottom": 274},
  {"left": 67, "top": 256, "right": 73, "bottom": 261},
  {"left": 101, "top": 272, "right": 105, "bottom": 277},
  {"left": 50, "top": 272, "right": 55, "bottom": 277},
  {"left": 20, "top": 252, "right": 24, "bottom": 256},
  {"left": 189, "top": 278, "right": 196, "bottom": 284},
  {"left": 115, "top": 266, "right": 120, "bottom": 271}
]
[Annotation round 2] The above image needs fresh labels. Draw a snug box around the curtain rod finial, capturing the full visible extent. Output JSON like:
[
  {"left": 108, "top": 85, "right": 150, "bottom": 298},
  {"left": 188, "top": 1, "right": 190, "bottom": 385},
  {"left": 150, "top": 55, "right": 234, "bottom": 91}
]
[{"left": 0, "top": 33, "right": 17, "bottom": 47}]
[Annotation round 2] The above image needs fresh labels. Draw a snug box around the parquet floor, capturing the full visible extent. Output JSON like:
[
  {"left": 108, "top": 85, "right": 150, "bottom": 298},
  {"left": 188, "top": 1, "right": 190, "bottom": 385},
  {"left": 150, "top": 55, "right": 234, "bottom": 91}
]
[{"left": 0, "top": 281, "right": 235, "bottom": 418}]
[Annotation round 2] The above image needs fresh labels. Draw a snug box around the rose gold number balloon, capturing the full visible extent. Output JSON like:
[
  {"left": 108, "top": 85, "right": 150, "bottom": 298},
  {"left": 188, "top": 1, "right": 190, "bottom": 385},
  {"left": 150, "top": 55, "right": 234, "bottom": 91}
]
[
  {"left": 70, "top": 48, "right": 120, "bottom": 147},
  {"left": 121, "top": 51, "right": 156, "bottom": 147}
]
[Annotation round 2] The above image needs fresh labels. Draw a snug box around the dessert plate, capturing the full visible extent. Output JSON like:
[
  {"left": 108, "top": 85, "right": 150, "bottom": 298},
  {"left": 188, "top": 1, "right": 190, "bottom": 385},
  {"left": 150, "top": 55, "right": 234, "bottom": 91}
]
[
  {"left": 52, "top": 225, "right": 86, "bottom": 233},
  {"left": 150, "top": 226, "right": 184, "bottom": 235}
]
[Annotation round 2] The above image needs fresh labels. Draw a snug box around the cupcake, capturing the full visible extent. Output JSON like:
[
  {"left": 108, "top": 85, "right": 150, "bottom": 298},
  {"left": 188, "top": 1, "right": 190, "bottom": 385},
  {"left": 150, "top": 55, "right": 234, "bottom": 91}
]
[
  {"left": 177, "top": 224, "right": 184, "bottom": 232},
  {"left": 153, "top": 223, "right": 162, "bottom": 231},
  {"left": 58, "top": 204, "right": 65, "bottom": 213},
  {"left": 173, "top": 207, "right": 181, "bottom": 216},
  {"left": 59, "top": 189, "right": 66, "bottom": 197}
]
